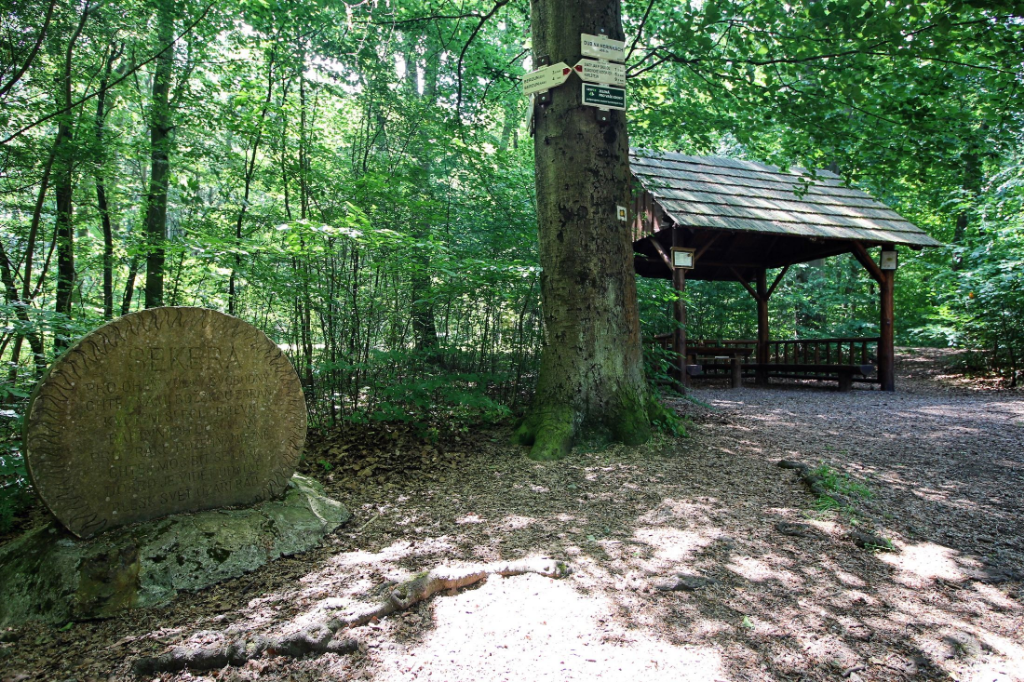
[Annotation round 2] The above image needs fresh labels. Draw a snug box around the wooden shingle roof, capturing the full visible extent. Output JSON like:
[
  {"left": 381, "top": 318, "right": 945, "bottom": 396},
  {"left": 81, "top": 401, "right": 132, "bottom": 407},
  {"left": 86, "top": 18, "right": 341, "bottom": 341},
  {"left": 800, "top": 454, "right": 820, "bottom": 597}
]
[{"left": 630, "top": 150, "right": 941, "bottom": 248}]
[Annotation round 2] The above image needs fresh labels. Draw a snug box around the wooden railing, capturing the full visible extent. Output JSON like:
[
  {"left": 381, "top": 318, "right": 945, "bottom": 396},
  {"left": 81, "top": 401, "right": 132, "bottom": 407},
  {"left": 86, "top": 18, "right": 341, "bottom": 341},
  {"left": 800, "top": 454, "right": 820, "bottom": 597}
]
[
  {"left": 646, "top": 335, "right": 881, "bottom": 387},
  {"left": 685, "top": 337, "right": 878, "bottom": 367},
  {"left": 765, "top": 338, "right": 879, "bottom": 367},
  {"left": 651, "top": 332, "right": 673, "bottom": 350}
]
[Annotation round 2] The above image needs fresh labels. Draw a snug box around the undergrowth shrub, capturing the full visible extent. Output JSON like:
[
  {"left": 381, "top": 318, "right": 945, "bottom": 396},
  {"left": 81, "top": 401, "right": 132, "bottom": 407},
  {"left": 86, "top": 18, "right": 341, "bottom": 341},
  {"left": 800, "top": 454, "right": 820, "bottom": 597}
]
[{"left": 0, "top": 400, "right": 31, "bottom": 535}]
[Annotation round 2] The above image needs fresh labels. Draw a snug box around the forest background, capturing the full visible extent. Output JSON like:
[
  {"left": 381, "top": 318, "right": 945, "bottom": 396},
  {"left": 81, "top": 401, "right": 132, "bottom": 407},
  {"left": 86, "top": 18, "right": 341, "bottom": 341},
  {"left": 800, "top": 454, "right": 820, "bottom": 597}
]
[{"left": 1, "top": 0, "right": 1022, "bottom": 529}]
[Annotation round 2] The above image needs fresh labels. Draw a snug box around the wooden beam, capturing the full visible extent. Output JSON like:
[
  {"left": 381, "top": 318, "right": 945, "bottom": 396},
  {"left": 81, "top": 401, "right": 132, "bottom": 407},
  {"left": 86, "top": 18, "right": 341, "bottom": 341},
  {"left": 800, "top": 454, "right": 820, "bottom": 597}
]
[
  {"left": 730, "top": 266, "right": 761, "bottom": 302},
  {"left": 765, "top": 264, "right": 791, "bottom": 300},
  {"left": 850, "top": 242, "right": 884, "bottom": 284},
  {"left": 649, "top": 237, "right": 673, "bottom": 269},
  {"left": 694, "top": 233, "right": 721, "bottom": 261}
]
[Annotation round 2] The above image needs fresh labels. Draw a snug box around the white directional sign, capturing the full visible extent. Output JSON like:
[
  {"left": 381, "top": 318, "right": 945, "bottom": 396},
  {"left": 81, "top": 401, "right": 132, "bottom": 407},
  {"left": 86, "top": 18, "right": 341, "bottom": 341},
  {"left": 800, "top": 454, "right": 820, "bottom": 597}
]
[
  {"left": 574, "top": 59, "right": 626, "bottom": 86},
  {"left": 523, "top": 62, "right": 571, "bottom": 95},
  {"left": 581, "top": 33, "right": 626, "bottom": 62}
]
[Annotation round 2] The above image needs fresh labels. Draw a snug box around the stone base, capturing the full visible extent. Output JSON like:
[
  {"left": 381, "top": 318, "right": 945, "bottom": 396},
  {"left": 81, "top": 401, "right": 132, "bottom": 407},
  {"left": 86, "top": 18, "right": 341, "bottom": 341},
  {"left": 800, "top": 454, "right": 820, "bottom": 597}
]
[{"left": 0, "top": 474, "right": 348, "bottom": 626}]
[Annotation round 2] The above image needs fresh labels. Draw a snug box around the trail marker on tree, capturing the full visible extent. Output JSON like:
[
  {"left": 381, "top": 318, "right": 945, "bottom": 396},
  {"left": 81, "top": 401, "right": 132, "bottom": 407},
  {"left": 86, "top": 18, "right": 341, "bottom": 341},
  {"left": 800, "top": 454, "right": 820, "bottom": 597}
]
[
  {"left": 518, "top": 1, "right": 651, "bottom": 460},
  {"left": 523, "top": 62, "right": 572, "bottom": 95},
  {"left": 574, "top": 59, "right": 626, "bottom": 86},
  {"left": 580, "top": 33, "right": 625, "bottom": 61}
]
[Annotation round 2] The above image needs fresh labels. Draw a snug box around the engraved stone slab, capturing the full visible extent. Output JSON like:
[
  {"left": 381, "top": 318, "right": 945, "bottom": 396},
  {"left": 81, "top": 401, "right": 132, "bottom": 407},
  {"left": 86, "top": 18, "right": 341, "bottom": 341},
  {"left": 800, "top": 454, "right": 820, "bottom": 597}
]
[{"left": 24, "top": 307, "right": 307, "bottom": 538}]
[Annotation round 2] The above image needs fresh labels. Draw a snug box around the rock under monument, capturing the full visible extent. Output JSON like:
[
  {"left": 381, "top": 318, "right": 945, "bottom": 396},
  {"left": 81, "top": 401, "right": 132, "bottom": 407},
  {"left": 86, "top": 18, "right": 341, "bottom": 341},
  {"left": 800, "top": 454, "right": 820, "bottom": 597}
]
[{"left": 24, "top": 307, "right": 307, "bottom": 538}]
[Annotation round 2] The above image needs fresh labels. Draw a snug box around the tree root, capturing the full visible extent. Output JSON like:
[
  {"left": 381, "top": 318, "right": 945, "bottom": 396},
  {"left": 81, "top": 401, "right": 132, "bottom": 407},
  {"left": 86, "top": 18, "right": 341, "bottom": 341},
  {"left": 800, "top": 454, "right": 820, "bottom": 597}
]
[
  {"left": 132, "top": 627, "right": 358, "bottom": 677},
  {"left": 514, "top": 406, "right": 575, "bottom": 461},
  {"left": 326, "top": 557, "right": 569, "bottom": 628},
  {"left": 777, "top": 460, "right": 851, "bottom": 507},
  {"left": 778, "top": 460, "right": 895, "bottom": 551},
  {"left": 132, "top": 558, "right": 569, "bottom": 677}
]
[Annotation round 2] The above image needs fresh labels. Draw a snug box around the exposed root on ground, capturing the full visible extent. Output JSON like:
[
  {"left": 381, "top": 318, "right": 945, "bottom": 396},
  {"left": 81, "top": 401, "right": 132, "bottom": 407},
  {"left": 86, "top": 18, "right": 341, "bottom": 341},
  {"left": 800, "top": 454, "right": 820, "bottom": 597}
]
[
  {"left": 132, "top": 628, "right": 357, "bottom": 677},
  {"left": 777, "top": 459, "right": 896, "bottom": 551},
  {"left": 778, "top": 459, "right": 850, "bottom": 507},
  {"left": 329, "top": 557, "right": 570, "bottom": 628},
  {"left": 131, "top": 558, "right": 569, "bottom": 677}
]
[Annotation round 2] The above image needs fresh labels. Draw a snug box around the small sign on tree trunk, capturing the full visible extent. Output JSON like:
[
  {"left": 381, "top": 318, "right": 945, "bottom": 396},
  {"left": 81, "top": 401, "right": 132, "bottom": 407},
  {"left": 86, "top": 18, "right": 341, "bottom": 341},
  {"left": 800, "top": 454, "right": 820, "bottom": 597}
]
[{"left": 581, "top": 83, "right": 626, "bottom": 110}]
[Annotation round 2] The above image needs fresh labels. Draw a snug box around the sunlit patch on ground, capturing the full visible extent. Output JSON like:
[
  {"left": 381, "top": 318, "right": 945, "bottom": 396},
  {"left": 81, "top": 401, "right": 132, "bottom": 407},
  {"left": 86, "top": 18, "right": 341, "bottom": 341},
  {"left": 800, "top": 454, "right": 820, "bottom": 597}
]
[
  {"left": 369, "top": 573, "right": 727, "bottom": 681},
  {"left": 878, "top": 541, "right": 969, "bottom": 586}
]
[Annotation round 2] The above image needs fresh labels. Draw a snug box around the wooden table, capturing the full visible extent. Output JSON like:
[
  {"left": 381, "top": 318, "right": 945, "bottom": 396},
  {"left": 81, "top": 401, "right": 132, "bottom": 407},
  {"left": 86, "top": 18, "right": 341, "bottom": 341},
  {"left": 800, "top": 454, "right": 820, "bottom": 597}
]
[{"left": 687, "top": 346, "right": 753, "bottom": 388}]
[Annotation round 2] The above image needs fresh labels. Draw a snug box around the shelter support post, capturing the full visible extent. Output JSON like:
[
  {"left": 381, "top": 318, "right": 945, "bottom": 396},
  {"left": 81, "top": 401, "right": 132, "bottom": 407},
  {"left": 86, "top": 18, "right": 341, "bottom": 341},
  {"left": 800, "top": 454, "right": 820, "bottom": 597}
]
[
  {"left": 756, "top": 270, "right": 769, "bottom": 386},
  {"left": 672, "top": 230, "right": 688, "bottom": 389},
  {"left": 879, "top": 250, "right": 895, "bottom": 392},
  {"left": 851, "top": 242, "right": 895, "bottom": 391},
  {"left": 733, "top": 265, "right": 787, "bottom": 388}
]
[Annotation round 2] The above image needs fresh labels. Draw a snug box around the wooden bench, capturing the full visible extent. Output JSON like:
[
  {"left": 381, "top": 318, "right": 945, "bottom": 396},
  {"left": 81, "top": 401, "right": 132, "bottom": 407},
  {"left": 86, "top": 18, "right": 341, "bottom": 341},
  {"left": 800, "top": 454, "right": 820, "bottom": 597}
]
[
  {"left": 653, "top": 364, "right": 703, "bottom": 389},
  {"left": 746, "top": 363, "right": 875, "bottom": 391}
]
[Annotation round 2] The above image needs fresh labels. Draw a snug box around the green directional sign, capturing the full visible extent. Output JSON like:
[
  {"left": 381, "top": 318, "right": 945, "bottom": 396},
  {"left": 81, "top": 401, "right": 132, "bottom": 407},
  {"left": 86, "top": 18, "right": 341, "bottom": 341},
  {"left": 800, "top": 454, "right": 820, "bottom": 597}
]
[{"left": 581, "top": 83, "right": 626, "bottom": 111}]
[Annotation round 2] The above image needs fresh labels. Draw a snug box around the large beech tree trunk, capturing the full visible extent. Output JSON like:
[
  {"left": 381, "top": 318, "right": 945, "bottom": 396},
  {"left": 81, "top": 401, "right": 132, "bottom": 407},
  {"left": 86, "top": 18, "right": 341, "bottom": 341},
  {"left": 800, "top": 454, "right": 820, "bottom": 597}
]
[{"left": 514, "top": 0, "right": 651, "bottom": 460}]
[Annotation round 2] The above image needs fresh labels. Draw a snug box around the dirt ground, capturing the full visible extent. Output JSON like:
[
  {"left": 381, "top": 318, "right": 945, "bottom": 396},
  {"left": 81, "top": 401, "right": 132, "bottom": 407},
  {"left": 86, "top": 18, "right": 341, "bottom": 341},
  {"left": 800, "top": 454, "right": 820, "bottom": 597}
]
[{"left": 1, "top": 348, "right": 1022, "bottom": 682}]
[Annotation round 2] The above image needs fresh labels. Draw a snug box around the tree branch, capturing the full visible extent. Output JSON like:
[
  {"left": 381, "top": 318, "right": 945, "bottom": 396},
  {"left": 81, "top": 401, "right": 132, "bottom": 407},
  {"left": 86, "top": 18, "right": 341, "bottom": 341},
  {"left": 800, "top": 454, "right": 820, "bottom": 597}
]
[
  {"left": 625, "top": 0, "right": 657, "bottom": 63},
  {"left": 0, "top": 2, "right": 216, "bottom": 146},
  {"left": 0, "top": 0, "right": 59, "bottom": 99},
  {"left": 455, "top": 0, "right": 511, "bottom": 117}
]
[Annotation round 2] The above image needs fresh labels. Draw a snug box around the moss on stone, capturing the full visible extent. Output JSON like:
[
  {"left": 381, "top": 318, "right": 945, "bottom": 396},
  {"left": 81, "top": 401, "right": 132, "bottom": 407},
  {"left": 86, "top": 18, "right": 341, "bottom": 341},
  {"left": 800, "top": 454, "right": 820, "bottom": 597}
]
[
  {"left": 75, "top": 545, "right": 140, "bottom": 618},
  {"left": 0, "top": 474, "right": 348, "bottom": 626}
]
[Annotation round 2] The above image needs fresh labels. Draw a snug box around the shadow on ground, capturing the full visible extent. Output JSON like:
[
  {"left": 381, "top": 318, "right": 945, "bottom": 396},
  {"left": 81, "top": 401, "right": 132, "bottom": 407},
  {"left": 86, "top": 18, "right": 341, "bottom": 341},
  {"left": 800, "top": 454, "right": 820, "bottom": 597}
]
[{"left": 1, "top": 350, "right": 1021, "bottom": 682}]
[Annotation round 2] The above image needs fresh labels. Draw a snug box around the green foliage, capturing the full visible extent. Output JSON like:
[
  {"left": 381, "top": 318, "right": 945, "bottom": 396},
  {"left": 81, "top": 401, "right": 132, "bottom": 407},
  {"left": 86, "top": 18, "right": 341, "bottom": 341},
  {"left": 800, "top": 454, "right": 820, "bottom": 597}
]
[
  {"left": 925, "top": 159, "right": 1024, "bottom": 385},
  {"left": 0, "top": 403, "right": 31, "bottom": 535},
  {"left": 647, "top": 396, "right": 688, "bottom": 438},
  {"left": 811, "top": 463, "right": 873, "bottom": 500},
  {"left": 810, "top": 463, "right": 872, "bottom": 513}
]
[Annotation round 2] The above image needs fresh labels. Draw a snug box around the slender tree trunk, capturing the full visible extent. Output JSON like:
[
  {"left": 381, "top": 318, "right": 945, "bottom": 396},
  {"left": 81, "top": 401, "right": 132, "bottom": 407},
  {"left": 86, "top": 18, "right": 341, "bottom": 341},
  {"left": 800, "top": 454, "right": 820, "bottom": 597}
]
[
  {"left": 229, "top": 51, "right": 275, "bottom": 315},
  {"left": 296, "top": 66, "right": 315, "bottom": 389},
  {"left": 97, "top": 175, "right": 115, "bottom": 318},
  {"left": 0, "top": 241, "right": 45, "bottom": 389},
  {"left": 7, "top": 107, "right": 60, "bottom": 377},
  {"left": 52, "top": 5, "right": 91, "bottom": 349},
  {"left": 952, "top": 148, "right": 981, "bottom": 271},
  {"left": 52, "top": 132, "right": 74, "bottom": 323},
  {"left": 144, "top": 0, "right": 174, "bottom": 308},
  {"left": 514, "top": 0, "right": 650, "bottom": 460},
  {"left": 409, "top": 43, "right": 439, "bottom": 355},
  {"left": 95, "top": 46, "right": 123, "bottom": 320},
  {"left": 121, "top": 255, "right": 140, "bottom": 315}
]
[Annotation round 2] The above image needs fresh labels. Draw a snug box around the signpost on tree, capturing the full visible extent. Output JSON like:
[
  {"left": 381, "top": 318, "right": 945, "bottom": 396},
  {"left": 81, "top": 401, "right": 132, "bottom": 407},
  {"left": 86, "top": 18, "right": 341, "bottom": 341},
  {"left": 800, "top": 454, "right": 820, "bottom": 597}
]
[{"left": 514, "top": 0, "right": 652, "bottom": 461}]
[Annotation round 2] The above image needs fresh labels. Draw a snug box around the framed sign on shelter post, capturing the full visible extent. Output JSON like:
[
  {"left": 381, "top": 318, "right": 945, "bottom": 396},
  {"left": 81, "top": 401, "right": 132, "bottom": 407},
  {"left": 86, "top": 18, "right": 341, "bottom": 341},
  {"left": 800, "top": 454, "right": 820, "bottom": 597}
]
[{"left": 670, "top": 247, "right": 695, "bottom": 269}]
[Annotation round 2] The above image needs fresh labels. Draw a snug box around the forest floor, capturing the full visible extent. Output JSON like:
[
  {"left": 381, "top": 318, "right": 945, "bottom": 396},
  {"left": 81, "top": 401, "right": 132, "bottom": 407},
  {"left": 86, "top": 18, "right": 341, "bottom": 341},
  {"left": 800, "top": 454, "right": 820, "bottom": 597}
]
[{"left": 2, "top": 348, "right": 1023, "bottom": 682}]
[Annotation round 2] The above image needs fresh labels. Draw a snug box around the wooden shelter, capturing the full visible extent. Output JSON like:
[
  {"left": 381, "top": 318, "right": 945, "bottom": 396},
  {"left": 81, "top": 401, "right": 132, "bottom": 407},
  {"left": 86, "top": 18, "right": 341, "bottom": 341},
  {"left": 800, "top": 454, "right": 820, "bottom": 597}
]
[{"left": 630, "top": 150, "right": 942, "bottom": 391}]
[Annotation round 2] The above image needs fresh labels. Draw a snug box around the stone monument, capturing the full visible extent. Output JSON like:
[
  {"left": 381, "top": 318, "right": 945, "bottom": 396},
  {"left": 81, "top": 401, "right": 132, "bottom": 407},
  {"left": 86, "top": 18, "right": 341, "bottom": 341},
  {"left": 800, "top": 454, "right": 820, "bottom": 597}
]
[
  {"left": 1, "top": 308, "right": 349, "bottom": 626},
  {"left": 23, "top": 307, "right": 308, "bottom": 537}
]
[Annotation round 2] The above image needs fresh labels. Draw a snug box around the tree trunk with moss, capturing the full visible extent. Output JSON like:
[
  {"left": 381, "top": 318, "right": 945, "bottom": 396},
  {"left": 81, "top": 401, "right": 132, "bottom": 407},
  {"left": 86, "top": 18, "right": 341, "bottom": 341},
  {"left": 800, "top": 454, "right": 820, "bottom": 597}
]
[{"left": 515, "top": 0, "right": 651, "bottom": 460}]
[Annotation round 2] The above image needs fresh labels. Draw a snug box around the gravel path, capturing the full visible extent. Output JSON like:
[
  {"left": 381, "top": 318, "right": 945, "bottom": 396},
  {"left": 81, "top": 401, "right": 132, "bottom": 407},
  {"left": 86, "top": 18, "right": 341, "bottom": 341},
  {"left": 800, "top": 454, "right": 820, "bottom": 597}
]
[
  {"left": 1, "top": 349, "right": 1021, "bottom": 682},
  {"left": 689, "top": 349, "right": 1024, "bottom": 573}
]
